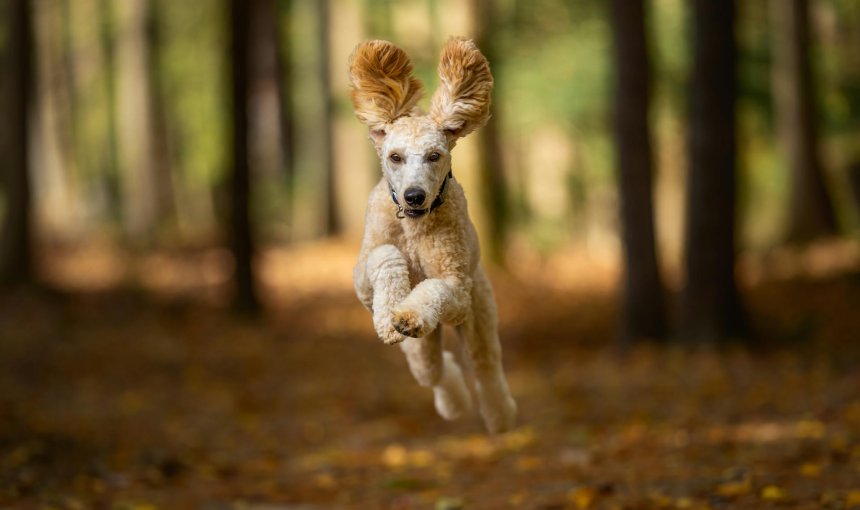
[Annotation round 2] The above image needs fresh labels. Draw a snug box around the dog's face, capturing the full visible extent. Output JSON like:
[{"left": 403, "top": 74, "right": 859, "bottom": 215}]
[
  {"left": 376, "top": 116, "right": 450, "bottom": 217},
  {"left": 348, "top": 38, "right": 493, "bottom": 218}
]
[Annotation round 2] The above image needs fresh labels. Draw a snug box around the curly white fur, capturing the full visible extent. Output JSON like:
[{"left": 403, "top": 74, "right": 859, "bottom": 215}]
[{"left": 349, "top": 38, "right": 517, "bottom": 434}]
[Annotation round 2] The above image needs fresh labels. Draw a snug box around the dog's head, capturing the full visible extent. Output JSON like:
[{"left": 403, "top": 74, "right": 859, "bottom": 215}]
[{"left": 348, "top": 38, "right": 492, "bottom": 218}]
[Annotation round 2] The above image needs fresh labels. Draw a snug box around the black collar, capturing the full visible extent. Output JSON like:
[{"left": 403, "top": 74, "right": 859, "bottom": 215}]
[{"left": 388, "top": 170, "right": 453, "bottom": 219}]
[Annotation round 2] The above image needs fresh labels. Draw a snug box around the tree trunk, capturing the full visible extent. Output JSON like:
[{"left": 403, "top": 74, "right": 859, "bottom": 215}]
[
  {"left": 115, "top": 0, "right": 159, "bottom": 243},
  {"left": 609, "top": 0, "right": 667, "bottom": 344},
  {"left": 771, "top": 0, "right": 838, "bottom": 243},
  {"left": 32, "top": 1, "right": 77, "bottom": 235},
  {"left": 250, "top": 0, "right": 291, "bottom": 201},
  {"left": 316, "top": 0, "right": 340, "bottom": 237},
  {"left": 849, "top": 161, "right": 860, "bottom": 220},
  {"left": 274, "top": 0, "right": 296, "bottom": 232},
  {"left": 680, "top": 0, "right": 747, "bottom": 344},
  {"left": 0, "top": 0, "right": 34, "bottom": 287},
  {"left": 145, "top": 0, "right": 177, "bottom": 230},
  {"left": 97, "top": 0, "right": 122, "bottom": 222},
  {"left": 230, "top": 0, "right": 261, "bottom": 312},
  {"left": 472, "top": 0, "right": 509, "bottom": 265}
]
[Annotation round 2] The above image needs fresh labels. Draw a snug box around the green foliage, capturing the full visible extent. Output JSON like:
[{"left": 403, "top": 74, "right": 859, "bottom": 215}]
[
  {"left": 157, "top": 0, "right": 228, "bottom": 187},
  {"left": 497, "top": 3, "right": 610, "bottom": 132},
  {"left": 738, "top": 0, "right": 775, "bottom": 127},
  {"left": 17, "top": 0, "right": 860, "bottom": 249},
  {"left": 650, "top": 0, "right": 689, "bottom": 115},
  {"left": 820, "top": 0, "right": 860, "bottom": 136}
]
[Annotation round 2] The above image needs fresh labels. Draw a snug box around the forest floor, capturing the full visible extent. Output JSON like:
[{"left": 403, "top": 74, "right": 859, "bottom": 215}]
[{"left": 1, "top": 240, "right": 860, "bottom": 510}]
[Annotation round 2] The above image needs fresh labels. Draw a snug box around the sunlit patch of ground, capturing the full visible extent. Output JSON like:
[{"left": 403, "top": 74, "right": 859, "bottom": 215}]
[{"left": 2, "top": 239, "right": 859, "bottom": 509}]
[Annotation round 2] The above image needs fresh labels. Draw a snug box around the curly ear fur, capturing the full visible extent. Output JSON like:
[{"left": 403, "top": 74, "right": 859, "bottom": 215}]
[
  {"left": 430, "top": 37, "right": 493, "bottom": 139},
  {"left": 348, "top": 40, "right": 423, "bottom": 132}
]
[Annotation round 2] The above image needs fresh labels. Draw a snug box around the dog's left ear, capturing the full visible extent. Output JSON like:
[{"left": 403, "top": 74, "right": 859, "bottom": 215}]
[{"left": 430, "top": 37, "right": 493, "bottom": 142}]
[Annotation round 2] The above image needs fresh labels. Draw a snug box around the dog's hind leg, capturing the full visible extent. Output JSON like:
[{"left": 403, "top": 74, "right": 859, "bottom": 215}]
[
  {"left": 458, "top": 266, "right": 517, "bottom": 433},
  {"left": 400, "top": 327, "right": 472, "bottom": 421},
  {"left": 366, "top": 244, "right": 411, "bottom": 345}
]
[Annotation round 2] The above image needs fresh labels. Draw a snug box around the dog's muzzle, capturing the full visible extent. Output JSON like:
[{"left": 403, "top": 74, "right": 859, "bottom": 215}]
[
  {"left": 402, "top": 207, "right": 429, "bottom": 218},
  {"left": 388, "top": 170, "right": 453, "bottom": 220}
]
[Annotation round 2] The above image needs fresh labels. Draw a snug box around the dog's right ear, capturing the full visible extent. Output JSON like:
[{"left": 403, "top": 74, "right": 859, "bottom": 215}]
[{"left": 348, "top": 40, "right": 423, "bottom": 145}]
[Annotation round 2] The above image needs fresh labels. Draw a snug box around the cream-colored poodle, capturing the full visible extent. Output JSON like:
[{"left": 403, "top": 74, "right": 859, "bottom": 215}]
[{"left": 348, "top": 38, "right": 517, "bottom": 433}]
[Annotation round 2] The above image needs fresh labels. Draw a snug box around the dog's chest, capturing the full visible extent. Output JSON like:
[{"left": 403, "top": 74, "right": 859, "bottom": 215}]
[
  {"left": 400, "top": 234, "right": 428, "bottom": 285},
  {"left": 389, "top": 220, "right": 446, "bottom": 285}
]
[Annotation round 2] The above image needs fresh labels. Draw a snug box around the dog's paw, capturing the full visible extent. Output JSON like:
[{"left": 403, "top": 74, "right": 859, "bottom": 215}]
[
  {"left": 481, "top": 395, "right": 518, "bottom": 434},
  {"left": 433, "top": 352, "right": 473, "bottom": 421},
  {"left": 391, "top": 308, "right": 433, "bottom": 338},
  {"left": 376, "top": 323, "right": 406, "bottom": 345},
  {"left": 374, "top": 312, "right": 406, "bottom": 345}
]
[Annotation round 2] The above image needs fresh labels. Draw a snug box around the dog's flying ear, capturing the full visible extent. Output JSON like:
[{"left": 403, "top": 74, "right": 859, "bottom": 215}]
[
  {"left": 348, "top": 40, "right": 423, "bottom": 141},
  {"left": 430, "top": 37, "right": 493, "bottom": 141}
]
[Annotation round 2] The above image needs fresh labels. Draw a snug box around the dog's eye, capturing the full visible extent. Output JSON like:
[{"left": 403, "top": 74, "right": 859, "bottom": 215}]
[
  {"left": 389, "top": 153, "right": 402, "bottom": 163},
  {"left": 428, "top": 152, "right": 440, "bottom": 162}
]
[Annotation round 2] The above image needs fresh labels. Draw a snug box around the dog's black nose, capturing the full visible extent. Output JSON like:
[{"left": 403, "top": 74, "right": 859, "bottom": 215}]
[{"left": 404, "top": 187, "right": 426, "bottom": 207}]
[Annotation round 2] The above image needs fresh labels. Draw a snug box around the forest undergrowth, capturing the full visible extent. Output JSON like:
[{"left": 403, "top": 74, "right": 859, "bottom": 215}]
[{"left": 1, "top": 241, "right": 859, "bottom": 509}]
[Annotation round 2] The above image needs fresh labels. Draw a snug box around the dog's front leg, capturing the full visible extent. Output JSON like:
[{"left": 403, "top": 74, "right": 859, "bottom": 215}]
[
  {"left": 365, "top": 244, "right": 411, "bottom": 344},
  {"left": 391, "top": 274, "right": 471, "bottom": 338}
]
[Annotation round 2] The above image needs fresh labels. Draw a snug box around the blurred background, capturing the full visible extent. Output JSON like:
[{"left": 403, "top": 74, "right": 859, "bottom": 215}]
[
  {"left": 1, "top": 0, "right": 859, "bottom": 318},
  {"left": 2, "top": 0, "right": 860, "bottom": 507}
]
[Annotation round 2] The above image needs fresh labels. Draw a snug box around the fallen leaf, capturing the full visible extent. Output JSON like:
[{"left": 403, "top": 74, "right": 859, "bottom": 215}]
[
  {"left": 314, "top": 472, "right": 336, "bottom": 489},
  {"left": 760, "top": 485, "right": 786, "bottom": 501},
  {"left": 715, "top": 479, "right": 751, "bottom": 498},
  {"left": 435, "top": 496, "right": 464, "bottom": 510},
  {"left": 408, "top": 449, "right": 436, "bottom": 468},
  {"left": 795, "top": 419, "right": 825, "bottom": 439},
  {"left": 647, "top": 491, "right": 672, "bottom": 508},
  {"left": 502, "top": 427, "right": 536, "bottom": 451},
  {"left": 675, "top": 497, "right": 693, "bottom": 508},
  {"left": 567, "top": 486, "right": 598, "bottom": 509},
  {"left": 508, "top": 492, "right": 527, "bottom": 506},
  {"left": 515, "top": 455, "right": 542, "bottom": 471},
  {"left": 799, "top": 462, "right": 822, "bottom": 477},
  {"left": 382, "top": 444, "right": 408, "bottom": 468}
]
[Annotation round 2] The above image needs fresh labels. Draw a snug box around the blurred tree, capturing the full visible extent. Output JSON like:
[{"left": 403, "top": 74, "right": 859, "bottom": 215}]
[
  {"left": 97, "top": 0, "right": 122, "bottom": 219},
  {"left": 53, "top": 2, "right": 81, "bottom": 215},
  {"left": 229, "top": 0, "right": 260, "bottom": 312},
  {"left": 32, "top": 1, "right": 77, "bottom": 232},
  {"left": 850, "top": 162, "right": 860, "bottom": 220},
  {"left": 771, "top": 0, "right": 838, "bottom": 243},
  {"left": 472, "top": 0, "right": 509, "bottom": 265},
  {"left": 609, "top": 0, "right": 667, "bottom": 344},
  {"left": 680, "top": 0, "right": 747, "bottom": 343},
  {"left": 828, "top": 1, "right": 860, "bottom": 225},
  {"left": 145, "top": 0, "right": 177, "bottom": 233},
  {"left": 275, "top": 0, "right": 296, "bottom": 229},
  {"left": 316, "top": 0, "right": 340, "bottom": 236},
  {"left": 114, "top": 0, "right": 175, "bottom": 241},
  {"left": 250, "top": 0, "right": 294, "bottom": 229},
  {"left": 155, "top": 0, "right": 226, "bottom": 235},
  {"left": 0, "top": 0, "right": 34, "bottom": 287},
  {"left": 115, "top": 0, "right": 160, "bottom": 242}
]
